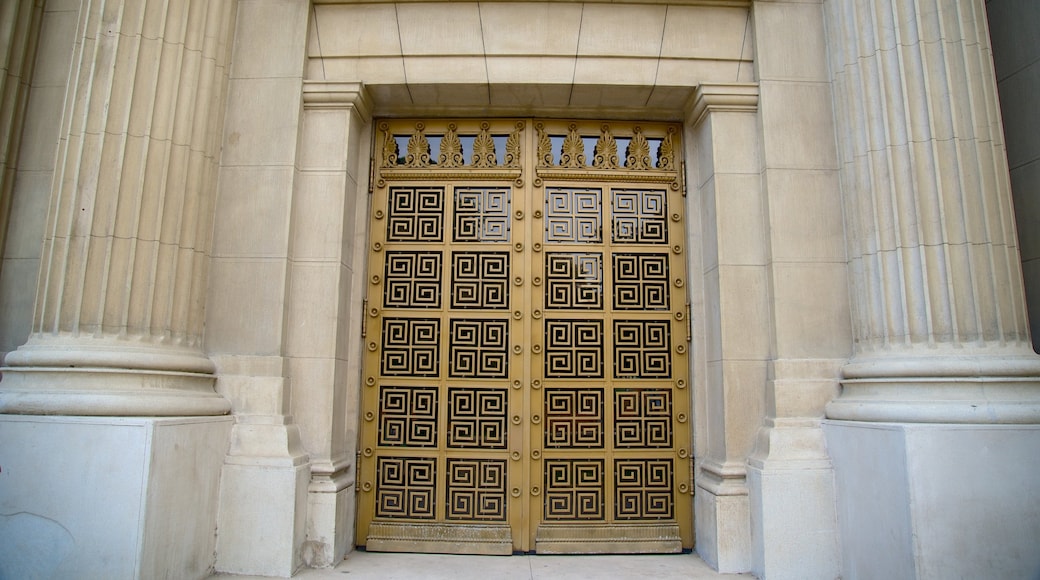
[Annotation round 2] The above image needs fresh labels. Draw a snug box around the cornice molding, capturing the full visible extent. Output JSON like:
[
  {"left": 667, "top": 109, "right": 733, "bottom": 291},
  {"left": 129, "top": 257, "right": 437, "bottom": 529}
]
[
  {"left": 302, "top": 81, "right": 374, "bottom": 122},
  {"left": 685, "top": 83, "right": 759, "bottom": 129}
]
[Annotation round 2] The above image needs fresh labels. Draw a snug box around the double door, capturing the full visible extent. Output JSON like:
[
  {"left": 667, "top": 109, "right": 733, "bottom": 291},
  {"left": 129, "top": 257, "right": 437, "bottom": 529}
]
[{"left": 356, "top": 119, "right": 691, "bottom": 554}]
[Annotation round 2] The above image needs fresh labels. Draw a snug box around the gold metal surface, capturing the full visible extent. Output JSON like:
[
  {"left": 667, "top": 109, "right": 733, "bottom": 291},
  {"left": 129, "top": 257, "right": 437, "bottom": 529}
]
[{"left": 358, "top": 119, "right": 691, "bottom": 555}]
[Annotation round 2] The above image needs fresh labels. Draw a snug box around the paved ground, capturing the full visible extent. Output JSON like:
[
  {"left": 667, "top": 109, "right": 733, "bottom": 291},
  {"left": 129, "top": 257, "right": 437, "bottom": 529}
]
[{"left": 212, "top": 551, "right": 751, "bottom": 579}]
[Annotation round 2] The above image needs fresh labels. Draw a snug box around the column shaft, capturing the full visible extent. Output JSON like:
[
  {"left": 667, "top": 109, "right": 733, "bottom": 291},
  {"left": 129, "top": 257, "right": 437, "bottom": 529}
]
[
  {"left": 0, "top": 0, "right": 236, "bottom": 416},
  {"left": 826, "top": 0, "right": 1040, "bottom": 422}
]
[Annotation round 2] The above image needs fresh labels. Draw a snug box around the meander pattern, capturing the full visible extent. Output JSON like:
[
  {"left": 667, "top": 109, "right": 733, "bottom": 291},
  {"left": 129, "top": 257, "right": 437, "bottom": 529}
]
[{"left": 358, "top": 119, "right": 691, "bottom": 554}]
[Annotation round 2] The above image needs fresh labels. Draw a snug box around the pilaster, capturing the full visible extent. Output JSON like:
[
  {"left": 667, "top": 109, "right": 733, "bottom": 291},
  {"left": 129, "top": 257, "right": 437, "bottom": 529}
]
[
  {"left": 207, "top": 0, "right": 314, "bottom": 576},
  {"left": 685, "top": 82, "right": 762, "bottom": 574}
]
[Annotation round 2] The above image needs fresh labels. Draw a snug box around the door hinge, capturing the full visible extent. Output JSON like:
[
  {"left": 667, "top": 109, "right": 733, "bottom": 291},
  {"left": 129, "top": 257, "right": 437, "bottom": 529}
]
[
  {"left": 361, "top": 298, "right": 369, "bottom": 338},
  {"left": 686, "top": 302, "right": 692, "bottom": 342},
  {"left": 680, "top": 161, "right": 687, "bottom": 197},
  {"left": 368, "top": 158, "right": 376, "bottom": 194}
]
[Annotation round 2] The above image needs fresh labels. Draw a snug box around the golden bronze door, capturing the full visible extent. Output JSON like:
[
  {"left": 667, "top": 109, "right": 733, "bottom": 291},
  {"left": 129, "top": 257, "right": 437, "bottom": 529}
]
[{"left": 356, "top": 119, "right": 691, "bottom": 555}]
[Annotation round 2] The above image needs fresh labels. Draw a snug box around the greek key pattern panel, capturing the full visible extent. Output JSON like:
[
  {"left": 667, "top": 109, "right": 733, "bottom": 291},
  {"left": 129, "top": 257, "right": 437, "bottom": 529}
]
[
  {"left": 614, "top": 389, "right": 672, "bottom": 448},
  {"left": 612, "top": 189, "right": 667, "bottom": 244},
  {"left": 387, "top": 186, "right": 444, "bottom": 242},
  {"left": 447, "top": 388, "right": 507, "bottom": 449},
  {"left": 615, "top": 459, "right": 674, "bottom": 520},
  {"left": 378, "top": 386, "right": 438, "bottom": 447},
  {"left": 545, "top": 187, "right": 602, "bottom": 243},
  {"left": 454, "top": 187, "right": 511, "bottom": 242},
  {"left": 449, "top": 319, "right": 509, "bottom": 378},
  {"left": 545, "top": 320, "right": 604, "bottom": 378},
  {"left": 544, "top": 459, "right": 605, "bottom": 521},
  {"left": 446, "top": 459, "right": 508, "bottom": 521},
  {"left": 451, "top": 252, "right": 510, "bottom": 310},
  {"left": 612, "top": 253, "right": 669, "bottom": 310},
  {"left": 614, "top": 320, "right": 671, "bottom": 379},
  {"left": 544, "top": 388, "right": 604, "bottom": 448},
  {"left": 376, "top": 457, "right": 436, "bottom": 519},
  {"left": 381, "top": 318, "right": 440, "bottom": 377},
  {"left": 383, "top": 251, "right": 442, "bottom": 309},
  {"left": 545, "top": 253, "right": 603, "bottom": 310}
]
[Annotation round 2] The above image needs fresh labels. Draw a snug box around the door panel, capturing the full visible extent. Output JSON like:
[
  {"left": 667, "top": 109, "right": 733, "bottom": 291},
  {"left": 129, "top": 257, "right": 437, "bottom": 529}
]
[{"left": 357, "top": 120, "right": 691, "bottom": 555}]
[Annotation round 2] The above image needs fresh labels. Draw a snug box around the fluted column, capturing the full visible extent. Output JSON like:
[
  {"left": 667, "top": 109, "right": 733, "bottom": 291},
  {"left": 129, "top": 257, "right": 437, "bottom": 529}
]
[
  {"left": 0, "top": 0, "right": 236, "bottom": 415},
  {"left": 825, "top": 0, "right": 1040, "bottom": 423}
]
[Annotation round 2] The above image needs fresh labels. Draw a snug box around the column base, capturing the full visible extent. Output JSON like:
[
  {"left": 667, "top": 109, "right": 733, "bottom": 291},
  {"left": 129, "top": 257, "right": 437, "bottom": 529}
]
[
  {"left": 746, "top": 420, "right": 841, "bottom": 580},
  {"left": 694, "top": 461, "right": 751, "bottom": 573},
  {"left": 0, "top": 415, "right": 232, "bottom": 579},
  {"left": 830, "top": 352, "right": 1040, "bottom": 423},
  {"left": 824, "top": 420, "right": 1040, "bottom": 579},
  {"left": 304, "top": 458, "right": 355, "bottom": 568},
  {"left": 0, "top": 336, "right": 229, "bottom": 416}
]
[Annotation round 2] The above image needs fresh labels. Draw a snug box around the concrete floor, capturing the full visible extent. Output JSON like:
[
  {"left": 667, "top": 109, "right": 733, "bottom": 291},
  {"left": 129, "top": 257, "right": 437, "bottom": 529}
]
[{"left": 212, "top": 551, "right": 751, "bottom": 579}]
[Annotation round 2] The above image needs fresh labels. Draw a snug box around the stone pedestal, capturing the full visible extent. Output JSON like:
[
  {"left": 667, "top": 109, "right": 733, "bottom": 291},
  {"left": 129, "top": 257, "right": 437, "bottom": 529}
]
[
  {"left": 824, "top": 421, "right": 1040, "bottom": 579},
  {"left": 0, "top": 415, "right": 232, "bottom": 579}
]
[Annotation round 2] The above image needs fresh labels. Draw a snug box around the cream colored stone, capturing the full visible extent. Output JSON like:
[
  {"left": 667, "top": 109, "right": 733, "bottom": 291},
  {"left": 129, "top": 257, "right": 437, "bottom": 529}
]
[
  {"left": 718, "top": 265, "right": 772, "bottom": 359},
  {"left": 4, "top": 172, "right": 51, "bottom": 259},
  {"left": 572, "top": 57, "right": 659, "bottom": 86},
  {"left": 661, "top": 6, "right": 749, "bottom": 60},
  {"left": 30, "top": 8, "right": 77, "bottom": 87},
  {"left": 752, "top": 2, "right": 829, "bottom": 82},
  {"left": 300, "top": 110, "right": 350, "bottom": 171},
  {"left": 404, "top": 56, "right": 488, "bottom": 84},
  {"left": 479, "top": 3, "right": 583, "bottom": 56},
  {"left": 695, "top": 489, "right": 752, "bottom": 573},
  {"left": 763, "top": 169, "right": 845, "bottom": 262},
  {"left": 759, "top": 81, "right": 839, "bottom": 170},
  {"left": 576, "top": 4, "right": 666, "bottom": 57},
  {"left": 318, "top": 57, "right": 408, "bottom": 86},
  {"left": 221, "top": 77, "right": 304, "bottom": 167},
  {"left": 15, "top": 85, "right": 65, "bottom": 171},
  {"left": 485, "top": 56, "right": 577, "bottom": 85},
  {"left": 568, "top": 84, "right": 653, "bottom": 109},
  {"left": 0, "top": 257, "right": 38, "bottom": 352},
  {"left": 313, "top": 4, "right": 402, "bottom": 57},
  {"left": 714, "top": 174, "right": 767, "bottom": 266},
  {"left": 397, "top": 4, "right": 484, "bottom": 56},
  {"left": 290, "top": 173, "right": 348, "bottom": 261},
  {"left": 704, "top": 112, "right": 761, "bottom": 175},
  {"left": 212, "top": 165, "right": 294, "bottom": 258},
  {"left": 289, "top": 356, "right": 337, "bottom": 457},
  {"left": 721, "top": 360, "right": 768, "bottom": 455},
  {"left": 231, "top": 0, "right": 310, "bottom": 80},
  {"left": 286, "top": 263, "right": 342, "bottom": 359},
  {"left": 770, "top": 262, "right": 851, "bottom": 359},
  {"left": 205, "top": 258, "right": 288, "bottom": 354}
]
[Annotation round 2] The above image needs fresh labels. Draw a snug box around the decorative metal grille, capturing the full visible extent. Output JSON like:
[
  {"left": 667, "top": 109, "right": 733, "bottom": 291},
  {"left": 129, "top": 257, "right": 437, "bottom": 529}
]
[
  {"left": 448, "top": 387, "right": 508, "bottom": 448},
  {"left": 381, "top": 318, "right": 440, "bottom": 377},
  {"left": 360, "top": 119, "right": 690, "bottom": 554},
  {"left": 376, "top": 457, "right": 437, "bottom": 519},
  {"left": 544, "top": 459, "right": 605, "bottom": 521},
  {"left": 612, "top": 253, "right": 669, "bottom": 310},
  {"left": 615, "top": 459, "right": 673, "bottom": 520},
  {"left": 446, "top": 459, "right": 508, "bottom": 521},
  {"left": 614, "top": 389, "right": 672, "bottom": 448},
  {"left": 387, "top": 186, "right": 444, "bottom": 242},
  {"left": 545, "top": 187, "right": 602, "bottom": 243},
  {"left": 454, "top": 187, "right": 511, "bottom": 242},
  {"left": 545, "top": 320, "right": 604, "bottom": 378},
  {"left": 378, "top": 386, "right": 438, "bottom": 447},
  {"left": 449, "top": 319, "right": 509, "bottom": 378},
  {"left": 452, "top": 252, "right": 510, "bottom": 309},
  {"left": 384, "top": 251, "right": 442, "bottom": 309},
  {"left": 544, "top": 388, "right": 604, "bottom": 448},
  {"left": 613, "top": 320, "right": 671, "bottom": 379},
  {"left": 612, "top": 188, "right": 667, "bottom": 244},
  {"left": 545, "top": 253, "right": 603, "bottom": 310}
]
